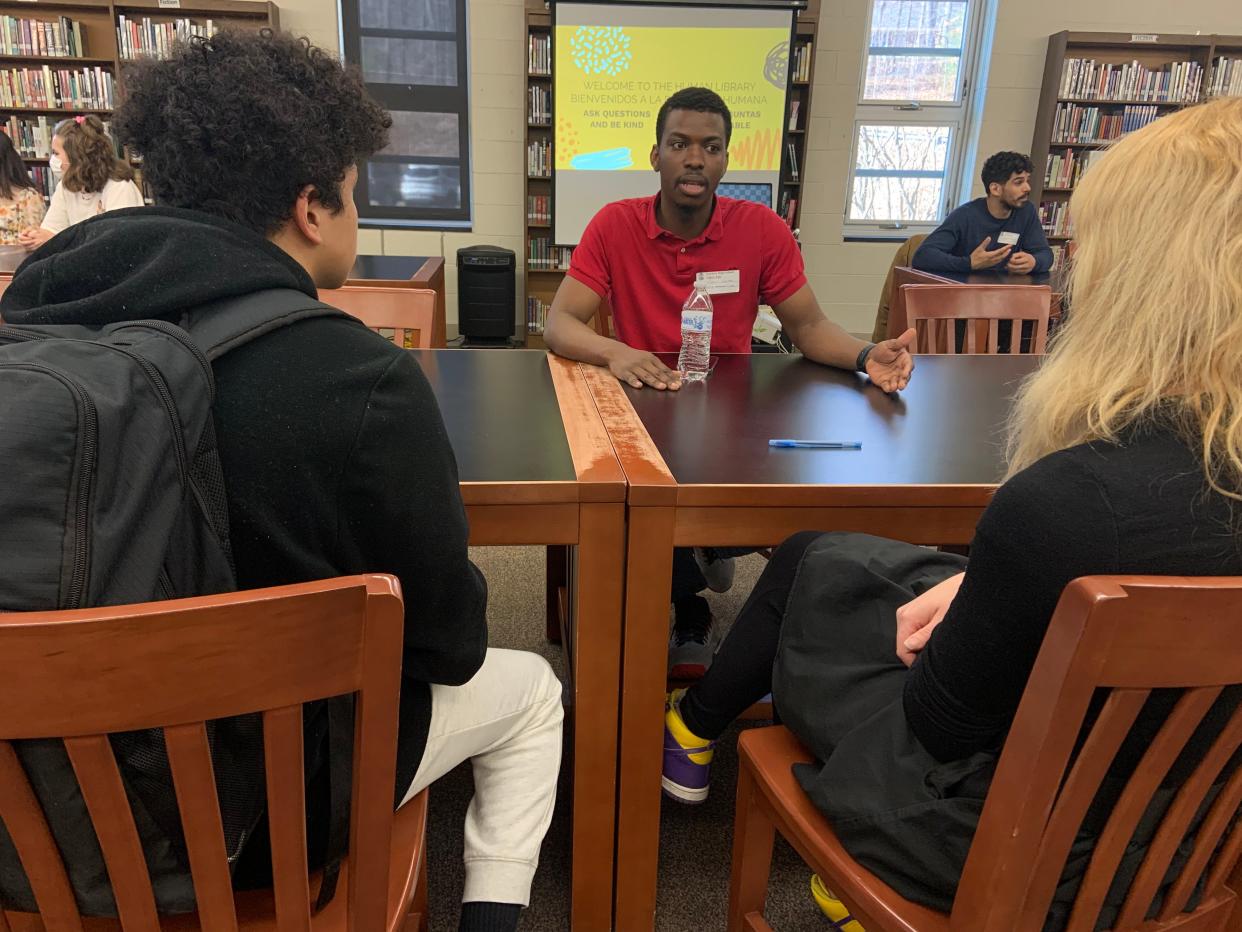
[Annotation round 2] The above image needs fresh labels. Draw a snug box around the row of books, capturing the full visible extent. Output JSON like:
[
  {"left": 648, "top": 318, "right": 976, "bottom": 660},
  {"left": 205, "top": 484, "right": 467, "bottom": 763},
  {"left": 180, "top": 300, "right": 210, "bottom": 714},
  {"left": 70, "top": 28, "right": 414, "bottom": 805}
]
[
  {"left": 527, "top": 138, "right": 551, "bottom": 177},
  {"left": 777, "top": 191, "right": 798, "bottom": 229},
  {"left": 0, "top": 66, "right": 115, "bottom": 110},
  {"left": 528, "top": 84, "right": 550, "bottom": 125},
  {"left": 1208, "top": 56, "right": 1242, "bottom": 98},
  {"left": 787, "top": 99, "right": 800, "bottom": 131},
  {"left": 1, "top": 16, "right": 86, "bottom": 58},
  {"left": 785, "top": 140, "right": 799, "bottom": 182},
  {"left": 792, "top": 41, "right": 812, "bottom": 83},
  {"left": 1039, "top": 201, "right": 1073, "bottom": 238},
  {"left": 528, "top": 33, "right": 550, "bottom": 76},
  {"left": 116, "top": 17, "right": 219, "bottom": 61},
  {"left": 1058, "top": 57, "right": 1203, "bottom": 103},
  {"left": 526, "top": 296, "right": 550, "bottom": 334},
  {"left": 1051, "top": 102, "right": 1162, "bottom": 144},
  {"left": 5, "top": 113, "right": 55, "bottom": 157},
  {"left": 1043, "top": 147, "right": 1099, "bottom": 189},
  {"left": 527, "top": 194, "right": 550, "bottom": 225},
  {"left": 528, "top": 237, "right": 572, "bottom": 271},
  {"left": 26, "top": 163, "right": 53, "bottom": 200}
]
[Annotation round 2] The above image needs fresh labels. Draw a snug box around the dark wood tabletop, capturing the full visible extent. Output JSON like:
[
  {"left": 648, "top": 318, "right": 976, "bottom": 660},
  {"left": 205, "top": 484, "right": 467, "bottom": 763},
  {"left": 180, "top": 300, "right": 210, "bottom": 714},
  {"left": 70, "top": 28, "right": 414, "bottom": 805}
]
[
  {"left": 412, "top": 349, "right": 575, "bottom": 484},
  {"left": 350, "top": 254, "right": 433, "bottom": 281},
  {"left": 624, "top": 353, "right": 1038, "bottom": 487}
]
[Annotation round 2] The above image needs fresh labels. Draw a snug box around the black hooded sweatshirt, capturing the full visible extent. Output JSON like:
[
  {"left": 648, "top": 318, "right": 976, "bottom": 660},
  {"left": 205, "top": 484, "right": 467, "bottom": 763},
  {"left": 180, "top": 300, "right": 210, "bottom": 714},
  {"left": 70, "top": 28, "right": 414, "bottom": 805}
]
[{"left": 1, "top": 207, "right": 488, "bottom": 866}]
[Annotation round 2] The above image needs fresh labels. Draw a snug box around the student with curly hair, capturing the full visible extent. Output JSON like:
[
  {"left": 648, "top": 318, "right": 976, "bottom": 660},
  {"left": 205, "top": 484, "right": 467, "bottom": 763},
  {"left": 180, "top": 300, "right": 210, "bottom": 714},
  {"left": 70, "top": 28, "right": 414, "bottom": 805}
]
[
  {"left": 17, "top": 115, "right": 143, "bottom": 248},
  {"left": 913, "top": 150, "right": 1053, "bottom": 275},
  {"left": 0, "top": 130, "right": 45, "bottom": 245},
  {"left": 1, "top": 30, "right": 559, "bottom": 932}
]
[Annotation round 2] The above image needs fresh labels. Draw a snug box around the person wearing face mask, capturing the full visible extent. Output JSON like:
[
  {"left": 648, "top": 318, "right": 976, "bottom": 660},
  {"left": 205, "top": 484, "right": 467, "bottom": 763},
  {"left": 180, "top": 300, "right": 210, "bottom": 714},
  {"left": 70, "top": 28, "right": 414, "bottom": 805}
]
[
  {"left": 17, "top": 115, "right": 144, "bottom": 249},
  {"left": 0, "top": 130, "right": 45, "bottom": 247}
]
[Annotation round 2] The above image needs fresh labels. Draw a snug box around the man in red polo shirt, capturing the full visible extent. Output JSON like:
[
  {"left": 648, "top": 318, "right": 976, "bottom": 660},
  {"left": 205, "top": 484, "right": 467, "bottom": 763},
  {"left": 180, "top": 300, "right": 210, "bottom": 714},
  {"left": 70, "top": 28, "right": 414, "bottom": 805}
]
[{"left": 545, "top": 87, "right": 916, "bottom": 676}]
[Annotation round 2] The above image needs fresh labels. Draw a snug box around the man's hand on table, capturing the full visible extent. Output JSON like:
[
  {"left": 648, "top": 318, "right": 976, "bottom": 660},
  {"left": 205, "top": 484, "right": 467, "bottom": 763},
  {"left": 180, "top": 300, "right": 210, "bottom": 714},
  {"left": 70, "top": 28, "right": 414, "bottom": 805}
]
[{"left": 606, "top": 345, "right": 682, "bottom": 390}]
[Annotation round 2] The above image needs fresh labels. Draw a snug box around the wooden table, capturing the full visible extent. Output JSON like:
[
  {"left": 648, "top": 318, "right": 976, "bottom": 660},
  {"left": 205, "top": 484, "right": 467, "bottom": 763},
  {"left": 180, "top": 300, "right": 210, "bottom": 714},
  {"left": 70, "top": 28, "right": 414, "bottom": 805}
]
[
  {"left": 889, "top": 266, "right": 1063, "bottom": 339},
  {"left": 413, "top": 349, "right": 625, "bottom": 931},
  {"left": 354, "top": 255, "right": 447, "bottom": 347},
  {"left": 582, "top": 353, "right": 1041, "bottom": 930}
]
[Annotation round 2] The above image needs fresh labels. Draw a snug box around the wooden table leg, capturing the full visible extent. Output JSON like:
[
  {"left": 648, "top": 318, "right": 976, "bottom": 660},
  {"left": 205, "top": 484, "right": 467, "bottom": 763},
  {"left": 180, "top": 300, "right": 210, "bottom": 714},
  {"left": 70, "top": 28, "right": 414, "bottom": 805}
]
[
  {"left": 613, "top": 505, "right": 676, "bottom": 931},
  {"left": 570, "top": 503, "right": 626, "bottom": 931}
]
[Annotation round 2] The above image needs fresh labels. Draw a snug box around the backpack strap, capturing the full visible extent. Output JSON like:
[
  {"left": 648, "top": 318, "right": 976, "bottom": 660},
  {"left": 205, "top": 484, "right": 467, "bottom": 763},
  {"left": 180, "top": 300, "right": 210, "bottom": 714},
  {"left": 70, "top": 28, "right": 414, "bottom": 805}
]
[{"left": 180, "top": 287, "right": 348, "bottom": 361}]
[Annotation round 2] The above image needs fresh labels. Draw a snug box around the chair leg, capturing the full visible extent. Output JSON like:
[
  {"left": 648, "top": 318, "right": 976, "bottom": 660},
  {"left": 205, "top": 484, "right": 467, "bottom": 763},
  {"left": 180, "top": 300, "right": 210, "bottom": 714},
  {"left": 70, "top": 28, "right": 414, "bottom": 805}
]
[
  {"left": 545, "top": 545, "right": 567, "bottom": 643},
  {"left": 403, "top": 849, "right": 430, "bottom": 932},
  {"left": 727, "top": 760, "right": 778, "bottom": 932}
]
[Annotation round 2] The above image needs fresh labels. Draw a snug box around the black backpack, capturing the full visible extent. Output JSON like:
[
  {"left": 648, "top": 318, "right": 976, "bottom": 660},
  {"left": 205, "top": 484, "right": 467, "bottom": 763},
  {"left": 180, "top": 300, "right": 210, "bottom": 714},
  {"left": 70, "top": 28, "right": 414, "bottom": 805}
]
[{"left": 0, "top": 288, "right": 349, "bottom": 916}]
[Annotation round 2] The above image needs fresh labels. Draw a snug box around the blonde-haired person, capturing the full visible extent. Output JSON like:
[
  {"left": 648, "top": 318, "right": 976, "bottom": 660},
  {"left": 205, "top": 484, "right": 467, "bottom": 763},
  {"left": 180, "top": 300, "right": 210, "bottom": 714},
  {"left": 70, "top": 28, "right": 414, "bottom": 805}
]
[
  {"left": 658, "top": 95, "right": 1242, "bottom": 929},
  {"left": 18, "top": 115, "right": 143, "bottom": 249},
  {"left": 0, "top": 130, "right": 45, "bottom": 246}
]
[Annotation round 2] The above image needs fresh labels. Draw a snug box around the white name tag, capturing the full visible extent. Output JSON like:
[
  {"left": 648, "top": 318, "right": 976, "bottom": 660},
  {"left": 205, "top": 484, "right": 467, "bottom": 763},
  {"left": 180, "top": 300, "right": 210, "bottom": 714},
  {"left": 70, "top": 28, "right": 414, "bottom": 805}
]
[
  {"left": 695, "top": 269, "right": 740, "bottom": 295},
  {"left": 996, "top": 231, "right": 1020, "bottom": 246}
]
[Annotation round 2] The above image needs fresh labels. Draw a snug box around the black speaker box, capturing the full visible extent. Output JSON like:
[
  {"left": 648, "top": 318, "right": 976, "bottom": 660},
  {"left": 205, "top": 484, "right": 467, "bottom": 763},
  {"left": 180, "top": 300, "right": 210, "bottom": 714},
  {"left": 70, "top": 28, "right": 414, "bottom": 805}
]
[{"left": 457, "top": 245, "right": 516, "bottom": 342}]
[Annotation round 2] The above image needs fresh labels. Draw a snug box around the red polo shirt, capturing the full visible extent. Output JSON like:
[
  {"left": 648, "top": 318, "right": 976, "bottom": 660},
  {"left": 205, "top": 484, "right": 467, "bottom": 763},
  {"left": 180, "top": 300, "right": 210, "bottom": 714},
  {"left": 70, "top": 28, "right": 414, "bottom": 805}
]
[{"left": 566, "top": 195, "right": 807, "bottom": 353}]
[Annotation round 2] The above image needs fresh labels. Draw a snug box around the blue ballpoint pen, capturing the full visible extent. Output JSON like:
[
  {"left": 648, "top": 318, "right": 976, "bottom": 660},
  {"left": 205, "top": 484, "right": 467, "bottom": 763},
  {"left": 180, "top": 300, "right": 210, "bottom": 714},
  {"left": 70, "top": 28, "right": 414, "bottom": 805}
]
[{"left": 768, "top": 439, "right": 863, "bottom": 450}]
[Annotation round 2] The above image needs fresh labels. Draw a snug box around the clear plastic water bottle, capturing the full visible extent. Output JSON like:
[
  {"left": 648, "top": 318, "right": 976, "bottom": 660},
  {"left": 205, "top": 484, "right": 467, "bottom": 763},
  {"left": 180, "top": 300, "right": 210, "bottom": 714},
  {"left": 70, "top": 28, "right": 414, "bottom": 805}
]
[{"left": 677, "top": 280, "right": 713, "bottom": 381}]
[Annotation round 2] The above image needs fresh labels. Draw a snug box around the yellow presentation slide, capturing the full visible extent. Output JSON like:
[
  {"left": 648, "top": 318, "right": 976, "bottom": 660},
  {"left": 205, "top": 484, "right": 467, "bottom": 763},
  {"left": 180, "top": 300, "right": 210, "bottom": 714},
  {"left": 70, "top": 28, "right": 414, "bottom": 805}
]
[{"left": 554, "top": 25, "right": 790, "bottom": 172}]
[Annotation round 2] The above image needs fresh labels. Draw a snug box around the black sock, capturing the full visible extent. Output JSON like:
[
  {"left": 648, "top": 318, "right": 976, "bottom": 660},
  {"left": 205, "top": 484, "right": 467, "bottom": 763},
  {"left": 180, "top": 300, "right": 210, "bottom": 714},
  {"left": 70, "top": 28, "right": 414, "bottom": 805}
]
[{"left": 459, "top": 901, "right": 522, "bottom": 932}]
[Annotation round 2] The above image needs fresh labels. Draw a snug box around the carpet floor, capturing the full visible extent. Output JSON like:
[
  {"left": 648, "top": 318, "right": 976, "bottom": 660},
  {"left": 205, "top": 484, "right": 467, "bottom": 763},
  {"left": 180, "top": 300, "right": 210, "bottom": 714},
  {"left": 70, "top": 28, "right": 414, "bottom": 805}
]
[{"left": 421, "top": 548, "right": 828, "bottom": 931}]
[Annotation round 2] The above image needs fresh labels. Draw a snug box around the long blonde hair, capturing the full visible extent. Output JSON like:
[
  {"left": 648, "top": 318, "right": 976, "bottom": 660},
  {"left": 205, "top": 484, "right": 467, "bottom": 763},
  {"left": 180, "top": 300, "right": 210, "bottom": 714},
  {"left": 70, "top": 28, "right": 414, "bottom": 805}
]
[{"left": 1006, "top": 96, "right": 1242, "bottom": 498}]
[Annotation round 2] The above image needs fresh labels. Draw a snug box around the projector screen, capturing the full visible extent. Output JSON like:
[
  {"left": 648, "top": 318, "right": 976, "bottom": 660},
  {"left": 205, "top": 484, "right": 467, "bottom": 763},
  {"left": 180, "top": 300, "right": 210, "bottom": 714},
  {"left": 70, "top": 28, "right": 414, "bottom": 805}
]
[{"left": 554, "top": 2, "right": 794, "bottom": 244}]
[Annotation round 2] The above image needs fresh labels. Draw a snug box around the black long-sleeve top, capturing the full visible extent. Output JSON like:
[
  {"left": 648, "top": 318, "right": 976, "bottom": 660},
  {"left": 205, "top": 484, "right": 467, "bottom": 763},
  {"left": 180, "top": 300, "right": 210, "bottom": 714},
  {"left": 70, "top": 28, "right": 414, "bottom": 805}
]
[{"left": 905, "top": 423, "right": 1241, "bottom": 763}]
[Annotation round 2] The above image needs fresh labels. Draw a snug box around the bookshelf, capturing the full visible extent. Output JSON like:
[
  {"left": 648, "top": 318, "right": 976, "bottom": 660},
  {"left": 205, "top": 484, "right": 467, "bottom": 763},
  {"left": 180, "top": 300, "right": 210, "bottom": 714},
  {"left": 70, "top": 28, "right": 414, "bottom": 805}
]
[
  {"left": 777, "top": 1, "right": 819, "bottom": 234},
  {"left": 0, "top": 0, "right": 278, "bottom": 204},
  {"left": 521, "top": 0, "right": 821, "bottom": 347},
  {"left": 1030, "top": 30, "right": 1241, "bottom": 267}
]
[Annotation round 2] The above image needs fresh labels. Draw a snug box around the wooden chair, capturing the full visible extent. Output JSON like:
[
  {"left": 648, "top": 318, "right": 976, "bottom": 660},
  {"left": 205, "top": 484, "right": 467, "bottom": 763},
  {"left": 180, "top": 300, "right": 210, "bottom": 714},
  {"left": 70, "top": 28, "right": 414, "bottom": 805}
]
[
  {"left": 320, "top": 285, "right": 441, "bottom": 349},
  {"left": 591, "top": 295, "right": 615, "bottom": 339},
  {"left": 903, "top": 283, "right": 1051, "bottom": 354},
  {"left": 0, "top": 575, "right": 431, "bottom": 932},
  {"left": 727, "top": 575, "right": 1242, "bottom": 932},
  {"left": 871, "top": 235, "right": 927, "bottom": 343}
]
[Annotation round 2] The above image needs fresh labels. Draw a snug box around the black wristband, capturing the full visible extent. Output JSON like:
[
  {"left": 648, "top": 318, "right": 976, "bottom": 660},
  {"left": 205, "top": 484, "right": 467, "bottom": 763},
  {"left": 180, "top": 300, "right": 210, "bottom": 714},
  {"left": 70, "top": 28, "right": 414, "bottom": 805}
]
[{"left": 855, "top": 342, "right": 876, "bottom": 372}]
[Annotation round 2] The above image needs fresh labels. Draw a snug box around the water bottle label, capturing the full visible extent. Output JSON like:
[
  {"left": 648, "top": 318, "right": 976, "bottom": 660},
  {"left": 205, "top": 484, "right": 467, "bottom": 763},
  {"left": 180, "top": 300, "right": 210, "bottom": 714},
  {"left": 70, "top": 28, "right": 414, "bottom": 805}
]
[{"left": 682, "top": 309, "right": 712, "bottom": 332}]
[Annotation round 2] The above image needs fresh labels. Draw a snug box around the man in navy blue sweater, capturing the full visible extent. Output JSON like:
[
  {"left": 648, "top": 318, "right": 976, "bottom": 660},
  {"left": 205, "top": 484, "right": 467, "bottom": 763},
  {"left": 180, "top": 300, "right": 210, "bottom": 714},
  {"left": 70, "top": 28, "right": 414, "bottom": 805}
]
[{"left": 913, "top": 151, "right": 1053, "bottom": 275}]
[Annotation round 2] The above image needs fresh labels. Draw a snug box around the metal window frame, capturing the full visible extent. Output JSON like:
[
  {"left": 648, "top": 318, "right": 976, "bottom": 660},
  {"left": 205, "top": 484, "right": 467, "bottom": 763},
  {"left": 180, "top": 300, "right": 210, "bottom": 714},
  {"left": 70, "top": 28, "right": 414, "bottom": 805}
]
[
  {"left": 843, "top": 0, "right": 988, "bottom": 239},
  {"left": 338, "top": 0, "right": 474, "bottom": 229}
]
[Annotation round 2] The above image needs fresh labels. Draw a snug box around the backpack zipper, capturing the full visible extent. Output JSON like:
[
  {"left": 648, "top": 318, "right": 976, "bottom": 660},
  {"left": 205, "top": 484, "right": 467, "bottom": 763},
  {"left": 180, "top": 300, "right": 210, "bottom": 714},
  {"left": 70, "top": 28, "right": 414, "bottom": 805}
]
[{"left": 0, "top": 363, "right": 97, "bottom": 608}]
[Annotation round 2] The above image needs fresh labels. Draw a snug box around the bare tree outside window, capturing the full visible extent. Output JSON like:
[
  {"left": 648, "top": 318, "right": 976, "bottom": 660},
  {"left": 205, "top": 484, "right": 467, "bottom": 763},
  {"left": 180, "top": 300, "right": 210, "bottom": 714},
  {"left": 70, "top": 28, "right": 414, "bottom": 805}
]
[{"left": 845, "top": 0, "right": 987, "bottom": 237}]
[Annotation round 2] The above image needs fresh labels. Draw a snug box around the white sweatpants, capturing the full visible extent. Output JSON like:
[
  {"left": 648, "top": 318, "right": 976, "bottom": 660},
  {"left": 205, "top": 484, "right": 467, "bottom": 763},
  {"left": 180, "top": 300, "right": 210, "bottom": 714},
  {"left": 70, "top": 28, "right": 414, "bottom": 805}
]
[{"left": 398, "top": 648, "right": 563, "bottom": 905}]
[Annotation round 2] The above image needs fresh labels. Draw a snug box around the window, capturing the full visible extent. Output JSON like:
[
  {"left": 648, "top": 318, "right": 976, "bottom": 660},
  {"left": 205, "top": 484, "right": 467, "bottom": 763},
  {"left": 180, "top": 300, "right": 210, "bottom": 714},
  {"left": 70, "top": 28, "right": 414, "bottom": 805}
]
[
  {"left": 844, "top": 0, "right": 989, "bottom": 238},
  {"left": 340, "top": 0, "right": 472, "bottom": 227}
]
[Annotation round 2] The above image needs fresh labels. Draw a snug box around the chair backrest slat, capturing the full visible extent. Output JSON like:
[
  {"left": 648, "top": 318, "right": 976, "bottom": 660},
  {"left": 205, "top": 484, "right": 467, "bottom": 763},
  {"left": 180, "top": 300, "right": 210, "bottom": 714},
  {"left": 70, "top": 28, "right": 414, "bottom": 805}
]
[
  {"left": 165, "top": 722, "right": 240, "bottom": 932},
  {"left": 1169, "top": 745, "right": 1242, "bottom": 916},
  {"left": 1115, "top": 699, "right": 1242, "bottom": 928},
  {"left": 262, "top": 705, "right": 312, "bottom": 932},
  {"left": 63, "top": 735, "right": 161, "bottom": 931},
  {"left": 0, "top": 742, "right": 84, "bottom": 932},
  {"left": 1018, "top": 688, "right": 1150, "bottom": 929},
  {"left": 903, "top": 283, "right": 1051, "bottom": 356},
  {"left": 1064, "top": 686, "right": 1222, "bottom": 932},
  {"left": 345, "top": 622, "right": 405, "bottom": 932}
]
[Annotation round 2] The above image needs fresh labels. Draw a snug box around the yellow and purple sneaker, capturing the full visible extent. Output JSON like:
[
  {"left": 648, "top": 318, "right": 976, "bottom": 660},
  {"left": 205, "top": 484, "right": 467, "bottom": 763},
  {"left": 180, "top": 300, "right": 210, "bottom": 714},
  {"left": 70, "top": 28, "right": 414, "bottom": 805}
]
[
  {"left": 661, "top": 689, "right": 715, "bottom": 804},
  {"left": 810, "top": 875, "right": 864, "bottom": 931}
]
